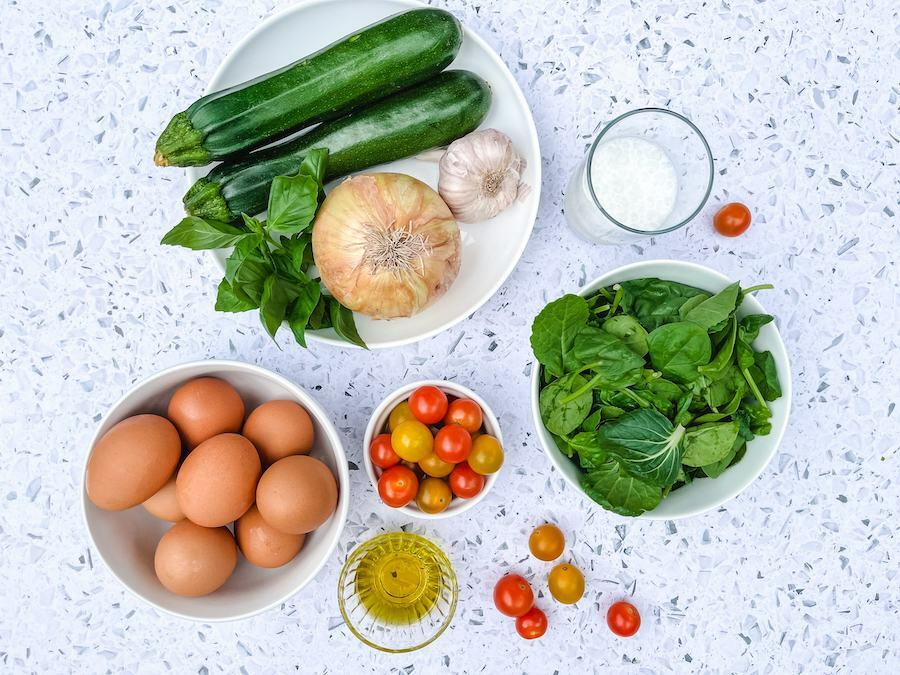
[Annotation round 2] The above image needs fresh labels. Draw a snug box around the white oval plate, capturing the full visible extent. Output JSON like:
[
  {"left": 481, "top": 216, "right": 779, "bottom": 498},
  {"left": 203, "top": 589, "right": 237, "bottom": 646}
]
[{"left": 185, "top": 0, "right": 540, "bottom": 349}]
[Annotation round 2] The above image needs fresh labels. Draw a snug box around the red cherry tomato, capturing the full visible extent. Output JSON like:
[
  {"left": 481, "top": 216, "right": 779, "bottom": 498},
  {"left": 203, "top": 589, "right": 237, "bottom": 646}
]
[
  {"left": 713, "top": 202, "right": 751, "bottom": 237},
  {"left": 448, "top": 462, "right": 484, "bottom": 499},
  {"left": 369, "top": 434, "right": 400, "bottom": 469},
  {"left": 433, "top": 424, "right": 472, "bottom": 464},
  {"left": 607, "top": 601, "right": 641, "bottom": 637},
  {"left": 444, "top": 398, "right": 483, "bottom": 433},
  {"left": 377, "top": 465, "right": 419, "bottom": 508},
  {"left": 515, "top": 606, "right": 548, "bottom": 639},
  {"left": 493, "top": 574, "right": 534, "bottom": 617},
  {"left": 408, "top": 386, "right": 448, "bottom": 425}
]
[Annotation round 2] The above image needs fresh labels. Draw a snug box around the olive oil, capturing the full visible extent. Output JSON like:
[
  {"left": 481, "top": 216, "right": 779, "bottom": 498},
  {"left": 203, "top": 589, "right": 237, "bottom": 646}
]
[{"left": 353, "top": 533, "right": 445, "bottom": 625}]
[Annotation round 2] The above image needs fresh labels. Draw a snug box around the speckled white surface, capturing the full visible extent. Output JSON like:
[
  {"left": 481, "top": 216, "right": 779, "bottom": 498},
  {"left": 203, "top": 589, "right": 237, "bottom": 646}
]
[{"left": 2, "top": 0, "right": 899, "bottom": 672}]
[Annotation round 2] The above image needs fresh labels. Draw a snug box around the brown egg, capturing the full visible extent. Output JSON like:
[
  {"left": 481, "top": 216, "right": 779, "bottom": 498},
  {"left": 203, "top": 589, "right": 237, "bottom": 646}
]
[
  {"left": 235, "top": 504, "right": 306, "bottom": 568},
  {"left": 176, "top": 433, "right": 260, "bottom": 527},
  {"left": 167, "top": 377, "right": 245, "bottom": 449},
  {"left": 86, "top": 414, "right": 181, "bottom": 511},
  {"left": 154, "top": 520, "right": 237, "bottom": 596},
  {"left": 256, "top": 455, "right": 338, "bottom": 535},
  {"left": 242, "top": 400, "right": 315, "bottom": 466},
  {"left": 142, "top": 476, "right": 184, "bottom": 522}
]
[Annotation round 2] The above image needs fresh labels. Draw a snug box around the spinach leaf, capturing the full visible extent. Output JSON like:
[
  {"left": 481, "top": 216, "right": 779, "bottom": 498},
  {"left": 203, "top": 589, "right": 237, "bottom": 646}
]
[
  {"left": 161, "top": 216, "right": 255, "bottom": 250},
  {"left": 617, "top": 278, "right": 709, "bottom": 331},
  {"left": 647, "top": 322, "right": 712, "bottom": 383},
  {"left": 567, "top": 432, "right": 607, "bottom": 469},
  {"left": 698, "top": 316, "right": 737, "bottom": 380},
  {"left": 701, "top": 437, "right": 745, "bottom": 478},
  {"left": 682, "top": 282, "right": 740, "bottom": 331},
  {"left": 539, "top": 372, "right": 592, "bottom": 436},
  {"left": 681, "top": 421, "right": 741, "bottom": 467},
  {"left": 530, "top": 294, "right": 590, "bottom": 377},
  {"left": 752, "top": 351, "right": 782, "bottom": 400},
  {"left": 602, "top": 315, "right": 649, "bottom": 356},
  {"left": 581, "top": 456, "right": 662, "bottom": 517},
  {"left": 581, "top": 409, "right": 602, "bottom": 432},
  {"left": 330, "top": 298, "right": 367, "bottom": 349},
  {"left": 677, "top": 294, "right": 709, "bottom": 319},
  {"left": 571, "top": 327, "right": 645, "bottom": 387},
  {"left": 596, "top": 409, "right": 685, "bottom": 487},
  {"left": 739, "top": 314, "right": 774, "bottom": 343},
  {"left": 551, "top": 433, "right": 575, "bottom": 458}
]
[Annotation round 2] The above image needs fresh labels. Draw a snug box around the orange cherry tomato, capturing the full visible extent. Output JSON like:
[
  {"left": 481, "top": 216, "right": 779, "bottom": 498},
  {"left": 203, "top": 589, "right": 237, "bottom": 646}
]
[
  {"left": 713, "top": 202, "right": 751, "bottom": 237},
  {"left": 391, "top": 419, "right": 433, "bottom": 462},
  {"left": 408, "top": 386, "right": 448, "bottom": 425},
  {"left": 448, "top": 462, "right": 484, "bottom": 499},
  {"left": 418, "top": 452, "right": 455, "bottom": 478},
  {"left": 515, "top": 606, "right": 548, "bottom": 639},
  {"left": 369, "top": 434, "right": 400, "bottom": 469},
  {"left": 493, "top": 574, "right": 534, "bottom": 617},
  {"left": 443, "top": 398, "right": 483, "bottom": 433},
  {"left": 377, "top": 465, "right": 419, "bottom": 508},
  {"left": 528, "top": 523, "right": 565, "bottom": 561},
  {"left": 415, "top": 477, "right": 453, "bottom": 514},
  {"left": 433, "top": 424, "right": 472, "bottom": 464},
  {"left": 607, "top": 601, "right": 641, "bottom": 637},
  {"left": 388, "top": 401, "right": 415, "bottom": 431},
  {"left": 548, "top": 563, "right": 584, "bottom": 604},
  {"left": 468, "top": 434, "right": 504, "bottom": 475}
]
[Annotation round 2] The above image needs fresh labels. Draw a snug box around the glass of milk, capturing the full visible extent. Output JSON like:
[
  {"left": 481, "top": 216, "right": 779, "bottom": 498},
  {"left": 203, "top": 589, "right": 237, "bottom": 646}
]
[{"left": 565, "top": 109, "right": 714, "bottom": 244}]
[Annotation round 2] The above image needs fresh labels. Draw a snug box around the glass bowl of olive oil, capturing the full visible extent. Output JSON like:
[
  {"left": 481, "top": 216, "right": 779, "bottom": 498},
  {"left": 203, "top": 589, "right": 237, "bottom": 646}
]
[{"left": 338, "top": 532, "right": 457, "bottom": 652}]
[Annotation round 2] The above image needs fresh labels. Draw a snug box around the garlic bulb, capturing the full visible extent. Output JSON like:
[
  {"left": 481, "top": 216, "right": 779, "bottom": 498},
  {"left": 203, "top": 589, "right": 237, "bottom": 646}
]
[
  {"left": 438, "top": 129, "right": 527, "bottom": 222},
  {"left": 312, "top": 173, "right": 461, "bottom": 320}
]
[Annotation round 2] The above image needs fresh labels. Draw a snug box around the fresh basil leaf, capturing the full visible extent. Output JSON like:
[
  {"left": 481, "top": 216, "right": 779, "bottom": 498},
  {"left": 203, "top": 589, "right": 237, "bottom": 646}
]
[
  {"left": 215, "top": 279, "right": 257, "bottom": 313},
  {"left": 581, "top": 456, "right": 662, "bottom": 517},
  {"left": 617, "top": 278, "right": 709, "bottom": 331},
  {"left": 682, "top": 282, "right": 740, "bottom": 331},
  {"left": 595, "top": 409, "right": 685, "bottom": 487},
  {"left": 682, "top": 421, "right": 741, "bottom": 467},
  {"left": 530, "top": 294, "right": 590, "bottom": 377},
  {"left": 298, "top": 148, "right": 329, "bottom": 187},
  {"left": 308, "top": 294, "right": 332, "bottom": 329},
  {"left": 286, "top": 281, "right": 321, "bottom": 348},
  {"left": 648, "top": 321, "right": 712, "bottom": 383},
  {"left": 601, "top": 314, "right": 649, "bottom": 356},
  {"left": 330, "top": 300, "right": 367, "bottom": 349},
  {"left": 241, "top": 213, "right": 265, "bottom": 236},
  {"left": 279, "top": 234, "right": 312, "bottom": 277},
  {"left": 224, "top": 238, "right": 271, "bottom": 304},
  {"left": 539, "top": 372, "right": 593, "bottom": 436},
  {"left": 259, "top": 274, "right": 300, "bottom": 339},
  {"left": 266, "top": 173, "right": 319, "bottom": 238},
  {"left": 161, "top": 216, "right": 252, "bottom": 250},
  {"left": 572, "top": 326, "right": 645, "bottom": 387}
]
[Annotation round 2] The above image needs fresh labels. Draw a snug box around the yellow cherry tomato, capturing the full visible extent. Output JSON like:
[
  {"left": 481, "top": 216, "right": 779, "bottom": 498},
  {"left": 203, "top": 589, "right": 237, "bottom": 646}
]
[
  {"left": 416, "top": 477, "right": 452, "bottom": 514},
  {"left": 528, "top": 523, "right": 565, "bottom": 561},
  {"left": 418, "top": 452, "right": 455, "bottom": 478},
  {"left": 388, "top": 401, "right": 415, "bottom": 432},
  {"left": 468, "top": 434, "right": 504, "bottom": 475},
  {"left": 548, "top": 563, "right": 584, "bottom": 604},
  {"left": 391, "top": 419, "right": 433, "bottom": 462}
]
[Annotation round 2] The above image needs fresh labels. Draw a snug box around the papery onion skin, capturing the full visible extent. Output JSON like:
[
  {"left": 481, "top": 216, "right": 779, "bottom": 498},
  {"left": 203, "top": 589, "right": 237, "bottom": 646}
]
[{"left": 312, "top": 173, "right": 461, "bottom": 319}]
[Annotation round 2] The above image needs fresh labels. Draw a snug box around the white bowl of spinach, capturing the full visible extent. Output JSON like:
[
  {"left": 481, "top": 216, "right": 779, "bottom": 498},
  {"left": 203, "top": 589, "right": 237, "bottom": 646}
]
[{"left": 529, "top": 260, "right": 791, "bottom": 519}]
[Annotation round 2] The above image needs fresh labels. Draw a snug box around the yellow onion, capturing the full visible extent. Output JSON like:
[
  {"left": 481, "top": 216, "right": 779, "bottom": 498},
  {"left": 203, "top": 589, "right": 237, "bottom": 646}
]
[{"left": 312, "top": 173, "right": 461, "bottom": 319}]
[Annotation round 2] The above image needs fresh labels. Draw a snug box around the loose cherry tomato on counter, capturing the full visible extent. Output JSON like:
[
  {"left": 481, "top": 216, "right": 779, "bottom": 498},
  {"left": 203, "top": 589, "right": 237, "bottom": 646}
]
[
  {"left": 377, "top": 465, "right": 419, "bottom": 508},
  {"left": 515, "top": 606, "right": 548, "bottom": 640},
  {"left": 408, "top": 386, "right": 448, "bottom": 425},
  {"left": 433, "top": 424, "right": 472, "bottom": 464},
  {"left": 468, "top": 434, "right": 504, "bottom": 475},
  {"left": 607, "top": 601, "right": 641, "bottom": 637},
  {"left": 369, "top": 434, "right": 400, "bottom": 469},
  {"left": 418, "top": 452, "right": 455, "bottom": 478},
  {"left": 443, "top": 398, "right": 483, "bottom": 433},
  {"left": 713, "top": 202, "right": 751, "bottom": 237},
  {"left": 493, "top": 574, "right": 534, "bottom": 617},
  {"left": 528, "top": 523, "right": 565, "bottom": 562},
  {"left": 388, "top": 401, "right": 415, "bottom": 432},
  {"left": 416, "top": 477, "right": 453, "bottom": 514},
  {"left": 391, "top": 419, "right": 433, "bottom": 462},
  {"left": 548, "top": 563, "right": 584, "bottom": 604},
  {"left": 448, "top": 462, "right": 484, "bottom": 499}
]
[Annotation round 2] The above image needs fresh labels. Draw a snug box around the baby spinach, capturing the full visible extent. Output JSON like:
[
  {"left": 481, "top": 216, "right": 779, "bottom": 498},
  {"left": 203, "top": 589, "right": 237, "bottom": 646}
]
[{"left": 532, "top": 276, "right": 783, "bottom": 516}]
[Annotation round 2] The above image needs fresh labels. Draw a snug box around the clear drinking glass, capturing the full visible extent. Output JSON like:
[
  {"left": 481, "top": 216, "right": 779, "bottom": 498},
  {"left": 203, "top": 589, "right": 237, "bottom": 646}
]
[{"left": 564, "top": 108, "right": 714, "bottom": 244}]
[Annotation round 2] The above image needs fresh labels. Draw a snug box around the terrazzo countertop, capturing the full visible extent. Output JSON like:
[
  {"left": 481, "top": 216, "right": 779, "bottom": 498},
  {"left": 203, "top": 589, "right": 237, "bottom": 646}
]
[{"left": 2, "top": 0, "right": 899, "bottom": 672}]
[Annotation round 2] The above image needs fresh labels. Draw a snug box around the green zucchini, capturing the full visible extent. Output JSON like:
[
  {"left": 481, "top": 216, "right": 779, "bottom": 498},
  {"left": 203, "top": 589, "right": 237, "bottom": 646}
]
[
  {"left": 184, "top": 70, "right": 492, "bottom": 222},
  {"left": 154, "top": 8, "right": 462, "bottom": 167}
]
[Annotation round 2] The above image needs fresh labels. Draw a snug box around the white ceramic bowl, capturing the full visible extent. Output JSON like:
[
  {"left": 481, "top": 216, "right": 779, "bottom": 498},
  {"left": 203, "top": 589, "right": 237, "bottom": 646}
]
[
  {"left": 187, "top": 0, "right": 541, "bottom": 349},
  {"left": 81, "top": 360, "right": 349, "bottom": 621},
  {"left": 530, "top": 260, "right": 792, "bottom": 520},
  {"left": 363, "top": 381, "right": 503, "bottom": 519}
]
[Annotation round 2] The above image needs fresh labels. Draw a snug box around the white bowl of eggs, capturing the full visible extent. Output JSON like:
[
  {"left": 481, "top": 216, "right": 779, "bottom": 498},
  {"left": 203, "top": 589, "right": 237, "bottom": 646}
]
[{"left": 81, "top": 360, "right": 349, "bottom": 622}]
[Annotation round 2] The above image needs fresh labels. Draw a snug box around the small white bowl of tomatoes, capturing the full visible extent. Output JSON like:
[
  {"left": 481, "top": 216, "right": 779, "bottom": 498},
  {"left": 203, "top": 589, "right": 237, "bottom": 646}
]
[{"left": 363, "top": 381, "right": 504, "bottom": 519}]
